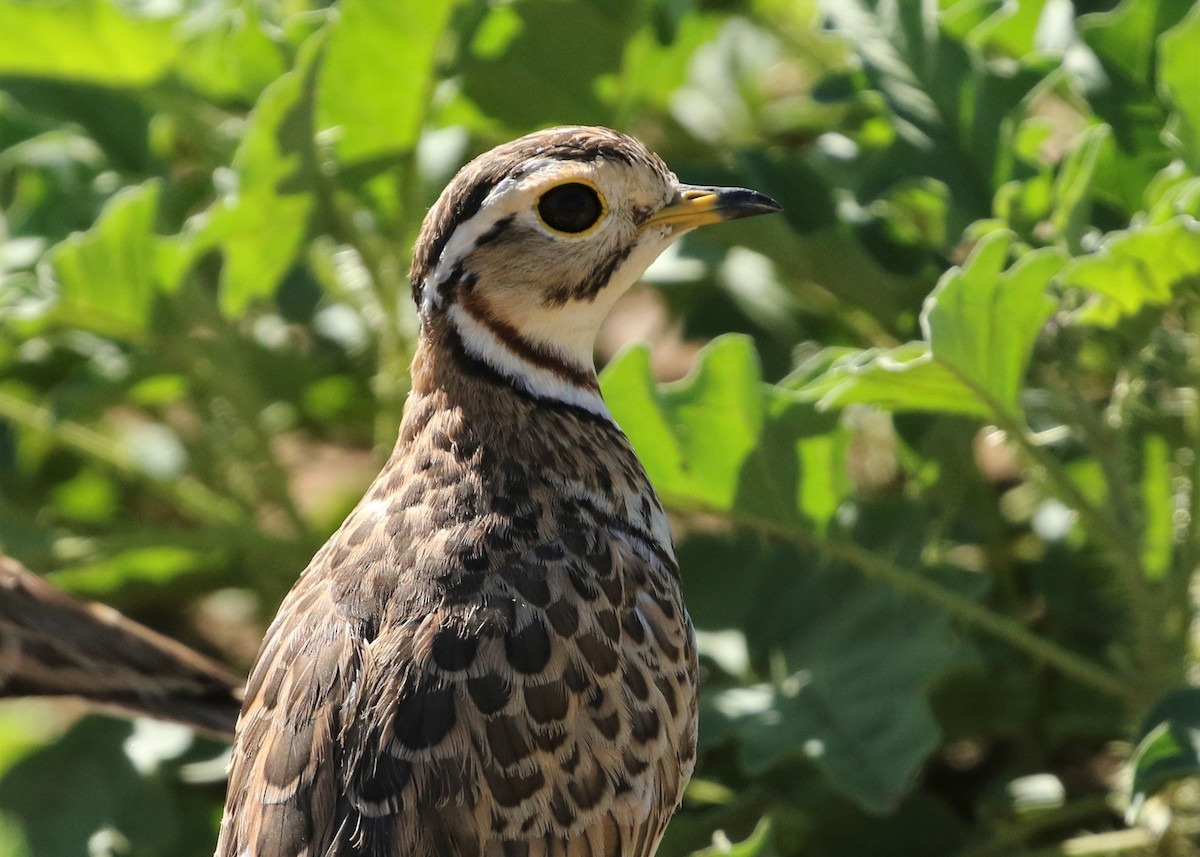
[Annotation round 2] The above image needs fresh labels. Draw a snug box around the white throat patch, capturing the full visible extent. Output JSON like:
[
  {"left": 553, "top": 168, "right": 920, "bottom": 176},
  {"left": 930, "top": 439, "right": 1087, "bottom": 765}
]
[{"left": 447, "top": 302, "right": 614, "bottom": 421}]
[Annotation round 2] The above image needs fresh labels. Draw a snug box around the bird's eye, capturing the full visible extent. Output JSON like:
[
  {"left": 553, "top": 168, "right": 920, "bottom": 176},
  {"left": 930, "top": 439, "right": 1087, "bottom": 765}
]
[{"left": 537, "top": 183, "right": 604, "bottom": 234}]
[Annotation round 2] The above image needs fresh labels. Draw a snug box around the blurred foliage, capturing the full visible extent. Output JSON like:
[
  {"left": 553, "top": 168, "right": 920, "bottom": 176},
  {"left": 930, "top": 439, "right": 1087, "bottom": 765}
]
[{"left": 1, "top": 0, "right": 1200, "bottom": 854}]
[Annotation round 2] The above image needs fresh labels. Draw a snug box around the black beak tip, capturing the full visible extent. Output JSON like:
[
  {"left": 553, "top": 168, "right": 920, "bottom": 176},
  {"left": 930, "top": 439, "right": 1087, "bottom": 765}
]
[{"left": 721, "top": 188, "right": 784, "bottom": 220}]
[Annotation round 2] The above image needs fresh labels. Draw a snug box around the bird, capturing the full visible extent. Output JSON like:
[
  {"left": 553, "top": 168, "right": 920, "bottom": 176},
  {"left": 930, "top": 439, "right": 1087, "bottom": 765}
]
[
  {"left": 0, "top": 554, "right": 242, "bottom": 739},
  {"left": 216, "top": 126, "right": 781, "bottom": 857}
]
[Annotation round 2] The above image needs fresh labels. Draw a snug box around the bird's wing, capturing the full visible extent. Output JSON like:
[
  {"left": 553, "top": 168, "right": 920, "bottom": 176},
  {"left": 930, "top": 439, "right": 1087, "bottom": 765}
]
[
  {"left": 216, "top": 570, "right": 361, "bottom": 857},
  {"left": 0, "top": 555, "right": 242, "bottom": 739},
  {"left": 217, "top": 533, "right": 694, "bottom": 857}
]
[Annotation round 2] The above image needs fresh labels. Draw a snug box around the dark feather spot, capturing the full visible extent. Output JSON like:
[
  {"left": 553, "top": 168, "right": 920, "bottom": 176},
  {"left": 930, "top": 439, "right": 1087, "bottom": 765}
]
[
  {"left": 502, "top": 566, "right": 551, "bottom": 608},
  {"left": 563, "top": 661, "right": 590, "bottom": 693},
  {"left": 546, "top": 598, "right": 579, "bottom": 637},
  {"left": 567, "top": 763, "right": 608, "bottom": 810},
  {"left": 535, "top": 542, "right": 564, "bottom": 562},
  {"left": 592, "top": 712, "right": 621, "bottom": 740},
  {"left": 550, "top": 788, "right": 576, "bottom": 827},
  {"left": 621, "top": 610, "right": 647, "bottom": 645},
  {"left": 486, "top": 715, "right": 533, "bottom": 767},
  {"left": 577, "top": 632, "right": 619, "bottom": 676},
  {"left": 392, "top": 683, "right": 456, "bottom": 750},
  {"left": 504, "top": 619, "right": 551, "bottom": 674},
  {"left": 483, "top": 765, "right": 545, "bottom": 808},
  {"left": 631, "top": 708, "right": 660, "bottom": 744},
  {"left": 468, "top": 673, "right": 511, "bottom": 716},
  {"left": 431, "top": 626, "right": 477, "bottom": 672},
  {"left": 353, "top": 753, "right": 413, "bottom": 806},
  {"left": 596, "top": 609, "right": 619, "bottom": 641},
  {"left": 623, "top": 664, "right": 650, "bottom": 702},
  {"left": 524, "top": 680, "right": 569, "bottom": 724},
  {"left": 654, "top": 674, "right": 679, "bottom": 717}
]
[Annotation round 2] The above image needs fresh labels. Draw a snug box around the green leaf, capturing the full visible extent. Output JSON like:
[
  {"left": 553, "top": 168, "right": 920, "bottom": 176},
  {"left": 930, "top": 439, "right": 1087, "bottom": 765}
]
[
  {"left": 195, "top": 33, "right": 323, "bottom": 315},
  {"left": 174, "top": 2, "right": 286, "bottom": 103},
  {"left": 601, "top": 335, "right": 846, "bottom": 529},
  {"left": 1128, "top": 688, "right": 1200, "bottom": 823},
  {"left": 0, "top": 718, "right": 216, "bottom": 857},
  {"left": 1158, "top": 4, "right": 1200, "bottom": 169},
  {"left": 460, "top": 0, "right": 640, "bottom": 128},
  {"left": 0, "top": 0, "right": 180, "bottom": 85},
  {"left": 923, "top": 232, "right": 1061, "bottom": 412},
  {"left": 1081, "top": 0, "right": 1192, "bottom": 87},
  {"left": 701, "top": 546, "right": 971, "bottom": 813},
  {"left": 1064, "top": 216, "right": 1200, "bottom": 326},
  {"left": 50, "top": 181, "right": 181, "bottom": 331},
  {"left": 797, "top": 233, "right": 1063, "bottom": 418},
  {"left": 316, "top": 0, "right": 455, "bottom": 163},
  {"left": 795, "top": 343, "right": 987, "bottom": 418}
]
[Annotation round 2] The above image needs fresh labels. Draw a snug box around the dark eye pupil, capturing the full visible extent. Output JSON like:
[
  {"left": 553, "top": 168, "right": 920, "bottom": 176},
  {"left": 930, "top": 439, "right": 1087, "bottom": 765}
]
[{"left": 538, "top": 183, "right": 602, "bottom": 233}]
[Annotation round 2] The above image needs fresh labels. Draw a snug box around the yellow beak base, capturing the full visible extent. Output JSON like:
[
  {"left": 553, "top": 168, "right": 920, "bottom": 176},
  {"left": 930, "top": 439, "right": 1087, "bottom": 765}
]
[{"left": 645, "top": 184, "right": 783, "bottom": 231}]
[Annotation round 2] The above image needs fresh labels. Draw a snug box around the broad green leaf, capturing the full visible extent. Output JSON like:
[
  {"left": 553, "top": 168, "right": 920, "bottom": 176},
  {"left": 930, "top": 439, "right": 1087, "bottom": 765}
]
[
  {"left": 1080, "top": 0, "right": 1192, "bottom": 86},
  {"left": 923, "top": 232, "right": 1061, "bottom": 412},
  {"left": 196, "top": 33, "right": 322, "bottom": 315},
  {"left": 0, "top": 718, "right": 215, "bottom": 857},
  {"left": 1158, "top": 4, "right": 1200, "bottom": 169},
  {"left": 316, "top": 0, "right": 455, "bottom": 163},
  {"left": 174, "top": 2, "right": 286, "bottom": 103},
  {"left": 796, "top": 343, "right": 985, "bottom": 417},
  {"left": 460, "top": 0, "right": 640, "bottom": 128},
  {"left": 1128, "top": 688, "right": 1200, "bottom": 823},
  {"left": 797, "top": 233, "right": 1062, "bottom": 418},
  {"left": 1064, "top": 216, "right": 1200, "bottom": 326},
  {"left": 701, "top": 546, "right": 971, "bottom": 813},
  {"left": 50, "top": 182, "right": 181, "bottom": 331},
  {"left": 0, "top": 0, "right": 180, "bottom": 85},
  {"left": 601, "top": 336, "right": 846, "bottom": 529}
]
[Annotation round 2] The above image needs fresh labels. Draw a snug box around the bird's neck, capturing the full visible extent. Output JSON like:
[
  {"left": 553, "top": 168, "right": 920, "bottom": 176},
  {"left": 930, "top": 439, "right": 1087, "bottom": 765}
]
[{"left": 414, "top": 309, "right": 612, "bottom": 421}]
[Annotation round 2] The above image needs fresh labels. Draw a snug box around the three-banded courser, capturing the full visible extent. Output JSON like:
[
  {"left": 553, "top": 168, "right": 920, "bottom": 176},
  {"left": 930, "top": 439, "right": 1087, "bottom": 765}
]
[{"left": 217, "top": 126, "right": 781, "bottom": 857}]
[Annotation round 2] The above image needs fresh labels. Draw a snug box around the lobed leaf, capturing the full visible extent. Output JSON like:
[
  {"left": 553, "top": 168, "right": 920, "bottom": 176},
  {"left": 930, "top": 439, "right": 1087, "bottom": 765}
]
[
  {"left": 0, "top": 0, "right": 180, "bottom": 85},
  {"left": 1064, "top": 216, "right": 1200, "bottom": 326},
  {"left": 602, "top": 335, "right": 846, "bottom": 530},
  {"left": 317, "top": 0, "right": 455, "bottom": 163},
  {"left": 796, "top": 232, "right": 1062, "bottom": 418}
]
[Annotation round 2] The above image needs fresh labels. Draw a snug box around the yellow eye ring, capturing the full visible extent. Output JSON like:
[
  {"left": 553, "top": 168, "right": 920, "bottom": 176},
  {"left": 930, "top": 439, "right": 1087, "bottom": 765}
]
[{"left": 535, "top": 180, "right": 607, "bottom": 236}]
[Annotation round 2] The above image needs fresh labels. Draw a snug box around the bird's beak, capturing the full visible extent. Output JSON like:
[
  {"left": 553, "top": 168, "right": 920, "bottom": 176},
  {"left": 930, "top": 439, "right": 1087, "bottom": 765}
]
[{"left": 644, "top": 184, "right": 783, "bottom": 231}]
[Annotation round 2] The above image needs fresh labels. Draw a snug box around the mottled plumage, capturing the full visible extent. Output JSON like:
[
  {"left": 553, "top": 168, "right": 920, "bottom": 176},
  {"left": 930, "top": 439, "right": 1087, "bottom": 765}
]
[
  {"left": 0, "top": 555, "right": 241, "bottom": 738},
  {"left": 217, "top": 126, "right": 780, "bottom": 857}
]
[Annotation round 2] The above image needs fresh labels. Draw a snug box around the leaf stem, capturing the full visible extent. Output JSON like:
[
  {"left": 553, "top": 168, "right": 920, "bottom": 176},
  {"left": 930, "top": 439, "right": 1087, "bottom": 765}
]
[{"left": 667, "top": 496, "right": 1135, "bottom": 704}]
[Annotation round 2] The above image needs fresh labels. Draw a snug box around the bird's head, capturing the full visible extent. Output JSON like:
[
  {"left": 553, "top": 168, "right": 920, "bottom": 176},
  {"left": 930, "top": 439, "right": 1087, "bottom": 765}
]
[{"left": 410, "top": 126, "right": 781, "bottom": 412}]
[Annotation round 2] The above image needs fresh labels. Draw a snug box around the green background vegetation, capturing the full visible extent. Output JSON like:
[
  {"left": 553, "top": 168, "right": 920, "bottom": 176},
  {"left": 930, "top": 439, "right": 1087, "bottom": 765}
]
[{"left": 2, "top": 0, "right": 1200, "bottom": 854}]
